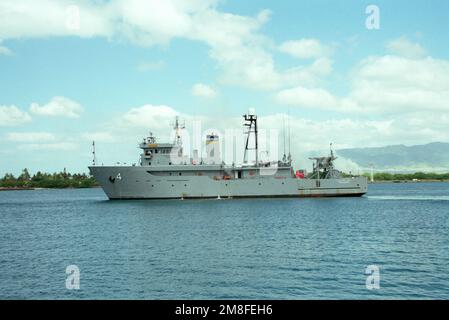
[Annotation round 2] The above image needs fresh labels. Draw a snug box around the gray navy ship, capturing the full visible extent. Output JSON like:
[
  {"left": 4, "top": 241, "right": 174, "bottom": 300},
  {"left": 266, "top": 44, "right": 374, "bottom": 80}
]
[{"left": 89, "top": 112, "right": 367, "bottom": 199}]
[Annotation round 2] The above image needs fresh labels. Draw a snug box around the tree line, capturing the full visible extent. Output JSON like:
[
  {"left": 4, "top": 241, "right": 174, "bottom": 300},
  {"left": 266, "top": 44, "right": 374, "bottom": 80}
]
[
  {"left": 0, "top": 168, "right": 98, "bottom": 188},
  {"left": 361, "top": 171, "right": 449, "bottom": 181}
]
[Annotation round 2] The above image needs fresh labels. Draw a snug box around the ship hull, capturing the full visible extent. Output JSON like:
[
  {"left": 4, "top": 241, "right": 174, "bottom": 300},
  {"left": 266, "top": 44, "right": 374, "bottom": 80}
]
[{"left": 89, "top": 166, "right": 367, "bottom": 200}]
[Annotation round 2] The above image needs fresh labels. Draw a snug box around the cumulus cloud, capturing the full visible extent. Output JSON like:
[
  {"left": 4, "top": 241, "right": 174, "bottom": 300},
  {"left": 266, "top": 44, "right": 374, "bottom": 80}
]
[
  {"left": 0, "top": 105, "right": 32, "bottom": 126},
  {"left": 0, "top": 1, "right": 331, "bottom": 91},
  {"left": 276, "top": 86, "right": 338, "bottom": 110},
  {"left": 279, "top": 39, "right": 331, "bottom": 59},
  {"left": 30, "top": 96, "right": 83, "bottom": 118},
  {"left": 5, "top": 132, "right": 56, "bottom": 142},
  {"left": 121, "top": 104, "right": 179, "bottom": 129},
  {"left": 81, "top": 132, "right": 115, "bottom": 143},
  {"left": 137, "top": 60, "right": 165, "bottom": 71},
  {"left": 0, "top": 0, "right": 113, "bottom": 39},
  {"left": 17, "top": 142, "right": 79, "bottom": 151},
  {"left": 0, "top": 45, "right": 12, "bottom": 55},
  {"left": 191, "top": 83, "right": 217, "bottom": 98},
  {"left": 343, "top": 55, "right": 449, "bottom": 114},
  {"left": 386, "top": 37, "right": 427, "bottom": 59},
  {"left": 276, "top": 50, "right": 449, "bottom": 115}
]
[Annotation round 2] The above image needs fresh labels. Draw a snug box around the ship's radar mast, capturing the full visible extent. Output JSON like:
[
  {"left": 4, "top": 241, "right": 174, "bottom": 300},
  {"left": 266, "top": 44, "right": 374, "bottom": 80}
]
[
  {"left": 92, "top": 141, "right": 96, "bottom": 166},
  {"left": 171, "top": 116, "right": 185, "bottom": 146},
  {"left": 147, "top": 132, "right": 156, "bottom": 144},
  {"left": 243, "top": 109, "right": 259, "bottom": 166}
]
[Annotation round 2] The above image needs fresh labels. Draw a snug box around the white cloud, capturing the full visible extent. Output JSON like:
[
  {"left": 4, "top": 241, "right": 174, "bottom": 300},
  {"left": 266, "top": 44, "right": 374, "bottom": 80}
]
[
  {"left": 386, "top": 37, "right": 427, "bottom": 59},
  {"left": 191, "top": 83, "right": 217, "bottom": 98},
  {"left": 191, "top": 8, "right": 285, "bottom": 90},
  {"left": 0, "top": 105, "right": 32, "bottom": 126},
  {"left": 0, "top": 0, "right": 113, "bottom": 39},
  {"left": 0, "top": 1, "right": 332, "bottom": 92},
  {"left": 344, "top": 55, "right": 449, "bottom": 114},
  {"left": 283, "top": 57, "right": 333, "bottom": 88},
  {"left": 121, "top": 104, "right": 179, "bottom": 129},
  {"left": 30, "top": 96, "right": 83, "bottom": 118},
  {"left": 81, "top": 132, "right": 115, "bottom": 143},
  {"left": 137, "top": 60, "right": 165, "bottom": 71},
  {"left": 0, "top": 0, "right": 216, "bottom": 43},
  {"left": 279, "top": 39, "right": 331, "bottom": 59},
  {"left": 5, "top": 132, "right": 56, "bottom": 142},
  {"left": 17, "top": 142, "right": 79, "bottom": 151},
  {"left": 276, "top": 86, "right": 338, "bottom": 110},
  {"left": 276, "top": 53, "right": 449, "bottom": 115},
  {"left": 0, "top": 45, "right": 12, "bottom": 55}
]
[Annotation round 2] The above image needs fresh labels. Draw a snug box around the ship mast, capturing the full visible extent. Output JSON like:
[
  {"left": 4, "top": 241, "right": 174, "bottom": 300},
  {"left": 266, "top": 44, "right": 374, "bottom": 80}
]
[
  {"left": 243, "top": 110, "right": 258, "bottom": 166},
  {"left": 287, "top": 107, "right": 291, "bottom": 163},
  {"left": 92, "top": 140, "right": 96, "bottom": 166},
  {"left": 172, "top": 116, "right": 185, "bottom": 146}
]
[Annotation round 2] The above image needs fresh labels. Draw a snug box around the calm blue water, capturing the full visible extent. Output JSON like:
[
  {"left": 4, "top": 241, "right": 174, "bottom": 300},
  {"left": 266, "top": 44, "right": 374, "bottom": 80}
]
[{"left": 0, "top": 182, "right": 448, "bottom": 299}]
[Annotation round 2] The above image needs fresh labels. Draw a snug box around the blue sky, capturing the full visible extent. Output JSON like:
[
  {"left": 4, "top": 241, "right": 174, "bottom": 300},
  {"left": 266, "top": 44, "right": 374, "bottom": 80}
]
[{"left": 1, "top": 0, "right": 449, "bottom": 175}]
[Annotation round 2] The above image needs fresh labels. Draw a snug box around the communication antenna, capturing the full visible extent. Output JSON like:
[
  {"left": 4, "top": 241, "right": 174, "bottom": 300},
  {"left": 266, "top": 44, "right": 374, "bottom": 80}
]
[
  {"left": 243, "top": 110, "right": 258, "bottom": 166},
  {"left": 287, "top": 108, "right": 291, "bottom": 162},
  {"left": 282, "top": 114, "right": 286, "bottom": 159},
  {"left": 171, "top": 116, "right": 185, "bottom": 145},
  {"left": 92, "top": 141, "right": 96, "bottom": 166}
]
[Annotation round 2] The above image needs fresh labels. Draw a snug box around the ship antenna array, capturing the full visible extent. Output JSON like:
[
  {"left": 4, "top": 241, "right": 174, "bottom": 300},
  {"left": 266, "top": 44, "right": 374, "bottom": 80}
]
[
  {"left": 92, "top": 140, "right": 96, "bottom": 166},
  {"left": 283, "top": 114, "right": 286, "bottom": 159},
  {"left": 243, "top": 112, "right": 258, "bottom": 166},
  {"left": 171, "top": 116, "right": 185, "bottom": 145},
  {"left": 287, "top": 108, "right": 291, "bottom": 162}
]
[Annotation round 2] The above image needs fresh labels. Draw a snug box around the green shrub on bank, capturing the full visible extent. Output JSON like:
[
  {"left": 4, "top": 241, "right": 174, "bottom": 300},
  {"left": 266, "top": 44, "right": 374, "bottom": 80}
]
[
  {"left": 0, "top": 169, "right": 99, "bottom": 188},
  {"left": 361, "top": 171, "right": 449, "bottom": 181}
]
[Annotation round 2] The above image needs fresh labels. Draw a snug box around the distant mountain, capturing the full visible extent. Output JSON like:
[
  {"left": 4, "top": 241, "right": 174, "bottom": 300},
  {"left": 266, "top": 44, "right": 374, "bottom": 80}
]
[{"left": 337, "top": 142, "right": 449, "bottom": 172}]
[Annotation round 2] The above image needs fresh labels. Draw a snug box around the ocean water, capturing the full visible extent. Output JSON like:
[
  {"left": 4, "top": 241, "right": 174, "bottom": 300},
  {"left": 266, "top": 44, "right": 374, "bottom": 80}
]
[{"left": 0, "top": 182, "right": 448, "bottom": 299}]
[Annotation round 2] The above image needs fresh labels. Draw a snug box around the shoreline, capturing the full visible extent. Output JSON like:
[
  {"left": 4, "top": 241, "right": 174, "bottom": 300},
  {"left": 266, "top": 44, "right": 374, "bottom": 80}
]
[
  {"left": 0, "top": 186, "right": 101, "bottom": 191},
  {"left": 369, "top": 179, "right": 449, "bottom": 184}
]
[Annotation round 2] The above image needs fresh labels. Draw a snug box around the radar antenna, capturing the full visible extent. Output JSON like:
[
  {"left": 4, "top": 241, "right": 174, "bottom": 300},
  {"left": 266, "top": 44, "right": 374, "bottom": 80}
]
[
  {"left": 92, "top": 141, "right": 97, "bottom": 166},
  {"left": 171, "top": 116, "right": 185, "bottom": 146},
  {"left": 287, "top": 108, "right": 291, "bottom": 164},
  {"left": 243, "top": 110, "right": 258, "bottom": 166}
]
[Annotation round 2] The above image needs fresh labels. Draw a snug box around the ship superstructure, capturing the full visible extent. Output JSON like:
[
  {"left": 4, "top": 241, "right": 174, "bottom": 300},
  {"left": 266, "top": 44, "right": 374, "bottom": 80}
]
[{"left": 89, "top": 112, "right": 367, "bottom": 199}]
